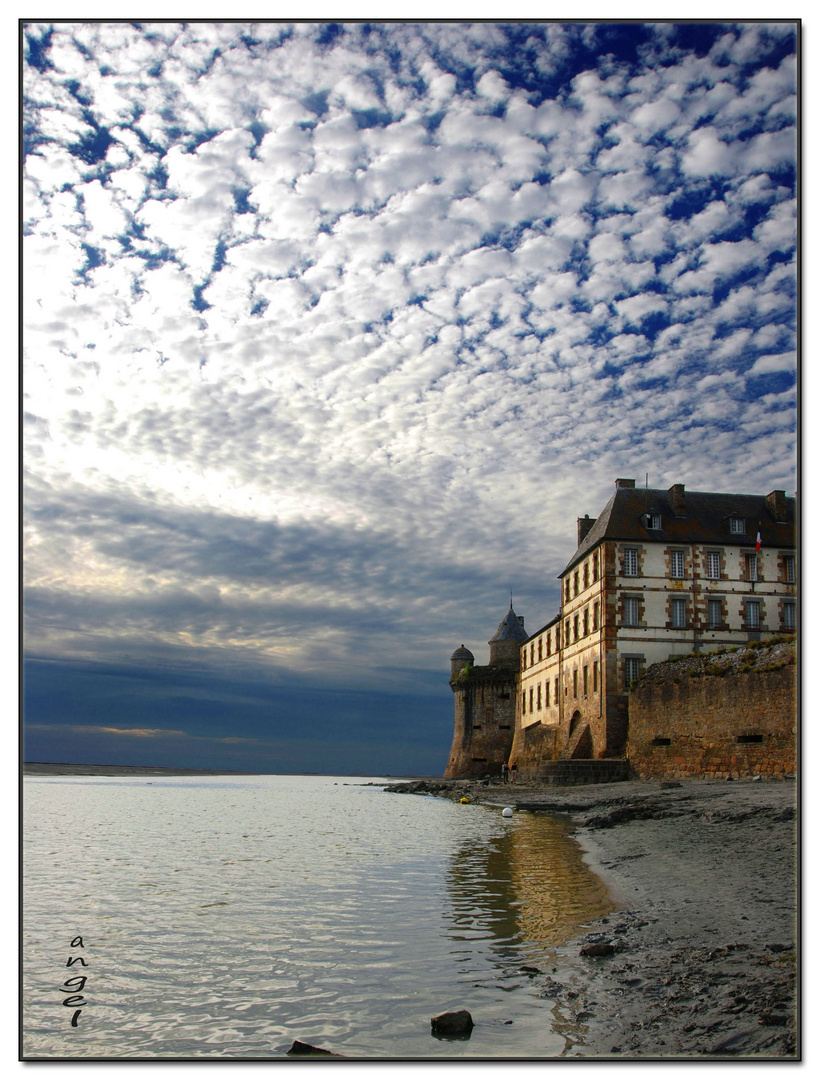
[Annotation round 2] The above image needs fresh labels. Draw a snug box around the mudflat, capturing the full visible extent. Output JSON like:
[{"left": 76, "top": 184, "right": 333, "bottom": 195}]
[
  {"left": 23, "top": 762, "right": 265, "bottom": 777},
  {"left": 387, "top": 776, "right": 798, "bottom": 1059}
]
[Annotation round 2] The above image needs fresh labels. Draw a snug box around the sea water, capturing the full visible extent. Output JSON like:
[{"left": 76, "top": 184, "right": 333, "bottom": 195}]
[{"left": 22, "top": 773, "right": 613, "bottom": 1059}]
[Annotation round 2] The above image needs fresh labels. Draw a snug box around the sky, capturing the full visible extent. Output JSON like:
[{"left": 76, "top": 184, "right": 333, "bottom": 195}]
[{"left": 22, "top": 19, "right": 798, "bottom": 775}]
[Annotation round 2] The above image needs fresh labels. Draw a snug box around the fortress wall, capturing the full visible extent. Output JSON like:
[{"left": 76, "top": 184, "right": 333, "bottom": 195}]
[
  {"left": 628, "top": 664, "right": 796, "bottom": 780},
  {"left": 508, "top": 720, "right": 560, "bottom": 779},
  {"left": 444, "top": 670, "right": 516, "bottom": 779}
]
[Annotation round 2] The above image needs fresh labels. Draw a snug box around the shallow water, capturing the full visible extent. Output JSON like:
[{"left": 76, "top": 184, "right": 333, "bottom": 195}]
[{"left": 22, "top": 774, "right": 613, "bottom": 1059}]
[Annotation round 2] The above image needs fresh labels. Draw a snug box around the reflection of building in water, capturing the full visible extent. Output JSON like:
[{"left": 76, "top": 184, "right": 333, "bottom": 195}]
[
  {"left": 444, "top": 813, "right": 614, "bottom": 959},
  {"left": 504, "top": 813, "right": 613, "bottom": 949}
]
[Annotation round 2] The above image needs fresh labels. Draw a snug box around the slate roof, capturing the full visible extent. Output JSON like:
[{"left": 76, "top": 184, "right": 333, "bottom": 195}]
[
  {"left": 488, "top": 604, "right": 529, "bottom": 643},
  {"left": 562, "top": 485, "right": 796, "bottom": 576}
]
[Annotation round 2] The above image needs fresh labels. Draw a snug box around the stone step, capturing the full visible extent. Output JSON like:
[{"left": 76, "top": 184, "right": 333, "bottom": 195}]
[{"left": 534, "top": 759, "right": 629, "bottom": 786}]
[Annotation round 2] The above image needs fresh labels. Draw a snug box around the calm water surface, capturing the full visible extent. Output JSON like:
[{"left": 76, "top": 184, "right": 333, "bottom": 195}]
[{"left": 23, "top": 774, "right": 613, "bottom": 1059}]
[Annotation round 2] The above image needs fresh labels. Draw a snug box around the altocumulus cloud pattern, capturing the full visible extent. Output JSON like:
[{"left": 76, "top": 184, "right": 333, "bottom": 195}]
[{"left": 23, "top": 22, "right": 797, "bottom": 774}]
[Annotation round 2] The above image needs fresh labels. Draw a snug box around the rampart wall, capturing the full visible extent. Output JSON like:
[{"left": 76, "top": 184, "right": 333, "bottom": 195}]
[{"left": 628, "top": 641, "right": 796, "bottom": 780}]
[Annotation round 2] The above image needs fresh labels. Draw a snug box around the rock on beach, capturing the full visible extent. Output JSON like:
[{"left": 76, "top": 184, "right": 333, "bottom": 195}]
[{"left": 431, "top": 1009, "right": 474, "bottom": 1036}]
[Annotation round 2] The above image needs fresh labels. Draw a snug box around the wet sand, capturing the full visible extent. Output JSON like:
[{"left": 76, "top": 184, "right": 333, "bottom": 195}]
[{"left": 387, "top": 776, "right": 798, "bottom": 1059}]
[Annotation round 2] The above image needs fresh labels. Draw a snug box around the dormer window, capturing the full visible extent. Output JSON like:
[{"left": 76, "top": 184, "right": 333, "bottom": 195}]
[
  {"left": 729, "top": 517, "right": 745, "bottom": 535},
  {"left": 643, "top": 513, "right": 661, "bottom": 530}
]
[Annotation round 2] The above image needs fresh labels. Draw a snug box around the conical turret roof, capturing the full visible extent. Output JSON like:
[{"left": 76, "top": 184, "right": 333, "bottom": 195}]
[{"left": 488, "top": 604, "right": 528, "bottom": 644}]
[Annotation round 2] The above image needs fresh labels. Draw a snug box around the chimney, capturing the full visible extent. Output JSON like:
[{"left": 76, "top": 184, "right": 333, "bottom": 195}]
[
  {"left": 577, "top": 514, "right": 596, "bottom": 545},
  {"left": 765, "top": 490, "right": 787, "bottom": 522},
  {"left": 668, "top": 483, "right": 686, "bottom": 517},
  {"left": 615, "top": 478, "right": 636, "bottom": 489}
]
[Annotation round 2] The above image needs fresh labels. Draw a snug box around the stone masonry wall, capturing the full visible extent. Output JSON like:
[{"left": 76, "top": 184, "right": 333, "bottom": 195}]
[
  {"left": 628, "top": 640, "right": 796, "bottom": 780},
  {"left": 508, "top": 720, "right": 560, "bottom": 780},
  {"left": 445, "top": 668, "right": 517, "bottom": 779}
]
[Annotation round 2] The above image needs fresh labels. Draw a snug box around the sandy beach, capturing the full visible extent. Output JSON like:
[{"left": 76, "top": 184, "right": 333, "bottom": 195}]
[{"left": 386, "top": 776, "right": 798, "bottom": 1059}]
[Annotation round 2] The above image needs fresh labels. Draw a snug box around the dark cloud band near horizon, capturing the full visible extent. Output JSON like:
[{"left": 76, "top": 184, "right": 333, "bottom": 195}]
[{"left": 23, "top": 21, "right": 797, "bottom": 774}]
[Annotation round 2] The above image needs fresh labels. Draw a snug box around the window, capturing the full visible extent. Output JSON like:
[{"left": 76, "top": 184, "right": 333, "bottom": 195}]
[
  {"left": 545, "top": 681, "right": 550, "bottom": 707},
  {"left": 538, "top": 637, "right": 543, "bottom": 662},
  {"left": 554, "top": 678, "right": 559, "bottom": 703},
  {"left": 746, "top": 600, "right": 760, "bottom": 630},
  {"left": 573, "top": 613, "right": 579, "bottom": 640},
  {"left": 537, "top": 683, "right": 541, "bottom": 709},
  {"left": 593, "top": 661, "right": 598, "bottom": 693},
  {"left": 671, "top": 598, "right": 686, "bottom": 629},
  {"left": 529, "top": 687, "right": 534, "bottom": 712},
  {"left": 583, "top": 665, "right": 588, "bottom": 696},
  {"left": 785, "top": 555, "right": 795, "bottom": 583},
  {"left": 583, "top": 563, "right": 589, "bottom": 589},
  {"left": 592, "top": 552, "right": 599, "bottom": 581},
  {"left": 783, "top": 602, "right": 796, "bottom": 630},
  {"left": 593, "top": 602, "right": 599, "bottom": 631},
  {"left": 670, "top": 550, "right": 685, "bottom": 578},
  {"left": 623, "top": 548, "right": 638, "bottom": 576},
  {"left": 645, "top": 513, "right": 661, "bottom": 530},
  {"left": 573, "top": 669, "right": 578, "bottom": 697},
  {"left": 546, "top": 632, "right": 551, "bottom": 656},
  {"left": 574, "top": 570, "right": 579, "bottom": 596},
  {"left": 746, "top": 554, "right": 758, "bottom": 582},
  {"left": 583, "top": 608, "right": 589, "bottom": 636},
  {"left": 708, "top": 599, "right": 722, "bottom": 629},
  {"left": 706, "top": 551, "right": 721, "bottom": 579},
  {"left": 565, "top": 619, "right": 570, "bottom": 644},
  {"left": 624, "top": 657, "right": 641, "bottom": 688},
  {"left": 624, "top": 596, "right": 640, "bottom": 626},
  {"left": 729, "top": 517, "right": 745, "bottom": 535}
]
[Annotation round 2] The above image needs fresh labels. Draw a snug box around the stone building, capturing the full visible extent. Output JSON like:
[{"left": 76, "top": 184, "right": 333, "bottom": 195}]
[
  {"left": 447, "top": 479, "right": 797, "bottom": 780},
  {"left": 444, "top": 604, "right": 527, "bottom": 779}
]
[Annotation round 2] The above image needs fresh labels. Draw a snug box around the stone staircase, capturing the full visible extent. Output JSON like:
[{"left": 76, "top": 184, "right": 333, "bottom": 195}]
[
  {"left": 533, "top": 758, "right": 630, "bottom": 785},
  {"left": 560, "top": 721, "right": 593, "bottom": 760}
]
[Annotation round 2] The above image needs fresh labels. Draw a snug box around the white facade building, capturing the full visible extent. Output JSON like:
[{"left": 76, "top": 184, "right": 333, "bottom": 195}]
[{"left": 514, "top": 479, "right": 797, "bottom": 762}]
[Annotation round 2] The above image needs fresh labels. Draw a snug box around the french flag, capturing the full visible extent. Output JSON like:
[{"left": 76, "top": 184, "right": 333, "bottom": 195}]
[{"left": 756, "top": 529, "right": 762, "bottom": 553}]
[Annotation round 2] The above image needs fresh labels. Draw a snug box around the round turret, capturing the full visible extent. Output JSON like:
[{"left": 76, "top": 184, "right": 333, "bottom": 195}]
[
  {"left": 488, "top": 604, "right": 528, "bottom": 667},
  {"left": 450, "top": 644, "right": 474, "bottom": 681}
]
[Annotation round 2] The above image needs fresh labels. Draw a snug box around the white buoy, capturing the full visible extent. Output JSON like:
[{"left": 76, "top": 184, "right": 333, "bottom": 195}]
[{"left": 502, "top": 807, "right": 513, "bottom": 817}]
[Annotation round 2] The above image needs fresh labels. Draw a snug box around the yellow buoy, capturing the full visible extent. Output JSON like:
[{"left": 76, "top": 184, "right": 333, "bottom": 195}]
[{"left": 459, "top": 797, "right": 470, "bottom": 804}]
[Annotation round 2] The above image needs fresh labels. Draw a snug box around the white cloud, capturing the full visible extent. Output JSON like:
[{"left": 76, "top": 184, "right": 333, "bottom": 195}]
[
  {"left": 681, "top": 128, "right": 737, "bottom": 177},
  {"left": 747, "top": 352, "right": 796, "bottom": 377}
]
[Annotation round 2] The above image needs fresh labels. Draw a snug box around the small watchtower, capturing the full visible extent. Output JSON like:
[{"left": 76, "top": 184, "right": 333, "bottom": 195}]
[
  {"left": 450, "top": 644, "right": 475, "bottom": 681},
  {"left": 488, "top": 603, "right": 528, "bottom": 668}
]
